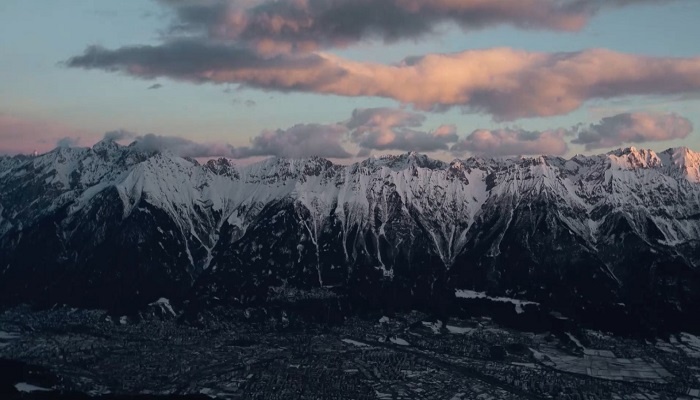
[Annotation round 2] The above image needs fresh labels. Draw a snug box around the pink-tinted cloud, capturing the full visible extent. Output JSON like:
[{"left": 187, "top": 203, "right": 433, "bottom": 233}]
[
  {"left": 451, "top": 128, "right": 569, "bottom": 157},
  {"left": 0, "top": 114, "right": 86, "bottom": 155},
  {"left": 346, "top": 108, "right": 458, "bottom": 152},
  {"left": 451, "top": 111, "right": 693, "bottom": 156},
  {"left": 572, "top": 112, "right": 693, "bottom": 150},
  {"left": 161, "top": 0, "right": 677, "bottom": 53},
  {"left": 2, "top": 110, "right": 694, "bottom": 160},
  {"left": 67, "top": 44, "right": 700, "bottom": 120}
]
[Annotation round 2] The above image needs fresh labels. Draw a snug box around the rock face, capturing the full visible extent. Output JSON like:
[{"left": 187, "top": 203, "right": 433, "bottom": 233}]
[{"left": 1, "top": 141, "right": 699, "bottom": 330}]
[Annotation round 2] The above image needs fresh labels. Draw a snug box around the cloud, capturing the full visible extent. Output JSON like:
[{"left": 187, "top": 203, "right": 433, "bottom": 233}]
[
  {"left": 56, "top": 137, "right": 80, "bottom": 148},
  {"left": 226, "top": 107, "right": 459, "bottom": 158},
  {"left": 117, "top": 110, "right": 692, "bottom": 159},
  {"left": 66, "top": 40, "right": 333, "bottom": 83},
  {"left": 5, "top": 109, "right": 689, "bottom": 159},
  {"left": 103, "top": 125, "right": 351, "bottom": 159},
  {"left": 160, "top": 0, "right": 678, "bottom": 53},
  {"left": 147, "top": 83, "right": 163, "bottom": 89},
  {"left": 132, "top": 133, "right": 236, "bottom": 158},
  {"left": 450, "top": 111, "right": 693, "bottom": 156},
  {"left": 451, "top": 128, "right": 569, "bottom": 157},
  {"left": 103, "top": 129, "right": 137, "bottom": 141},
  {"left": 346, "top": 108, "right": 458, "bottom": 152},
  {"left": 233, "top": 123, "right": 352, "bottom": 159},
  {"left": 572, "top": 112, "right": 693, "bottom": 150},
  {"left": 433, "top": 124, "right": 459, "bottom": 140},
  {"left": 232, "top": 98, "right": 257, "bottom": 107},
  {"left": 119, "top": 108, "right": 457, "bottom": 159},
  {"left": 67, "top": 44, "right": 700, "bottom": 120}
]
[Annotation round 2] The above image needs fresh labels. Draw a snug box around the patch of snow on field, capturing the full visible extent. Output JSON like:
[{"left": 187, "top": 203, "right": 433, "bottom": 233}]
[
  {"left": 565, "top": 332, "right": 585, "bottom": 350},
  {"left": 455, "top": 289, "right": 537, "bottom": 314},
  {"left": 390, "top": 337, "right": 410, "bottom": 346},
  {"left": 446, "top": 325, "right": 474, "bottom": 335},
  {"left": 422, "top": 321, "right": 442, "bottom": 334},
  {"left": 0, "top": 331, "right": 19, "bottom": 339},
  {"left": 15, "top": 383, "right": 51, "bottom": 393},
  {"left": 342, "top": 339, "right": 369, "bottom": 347},
  {"left": 150, "top": 297, "right": 176, "bottom": 317},
  {"left": 679, "top": 333, "right": 700, "bottom": 357}
]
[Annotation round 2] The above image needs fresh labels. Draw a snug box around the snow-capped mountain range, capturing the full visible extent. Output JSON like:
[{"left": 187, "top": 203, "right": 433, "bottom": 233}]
[{"left": 1, "top": 140, "right": 699, "bottom": 330}]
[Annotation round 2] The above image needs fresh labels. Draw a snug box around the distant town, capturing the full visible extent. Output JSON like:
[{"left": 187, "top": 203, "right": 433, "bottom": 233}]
[{"left": 2, "top": 306, "right": 700, "bottom": 399}]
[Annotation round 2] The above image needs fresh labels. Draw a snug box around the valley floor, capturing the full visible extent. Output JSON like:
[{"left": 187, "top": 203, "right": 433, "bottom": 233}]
[{"left": 1, "top": 307, "right": 699, "bottom": 399}]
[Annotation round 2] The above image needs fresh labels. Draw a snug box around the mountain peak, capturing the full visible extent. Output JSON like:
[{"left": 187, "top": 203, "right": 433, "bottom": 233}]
[
  {"left": 205, "top": 158, "right": 239, "bottom": 179},
  {"left": 607, "top": 147, "right": 662, "bottom": 170},
  {"left": 92, "top": 138, "right": 123, "bottom": 154},
  {"left": 664, "top": 146, "right": 700, "bottom": 182},
  {"left": 361, "top": 152, "right": 447, "bottom": 171}
]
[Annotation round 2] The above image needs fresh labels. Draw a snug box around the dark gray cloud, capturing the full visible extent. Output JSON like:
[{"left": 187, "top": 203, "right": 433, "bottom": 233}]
[
  {"left": 232, "top": 98, "right": 257, "bottom": 107},
  {"left": 147, "top": 83, "right": 164, "bottom": 89},
  {"left": 346, "top": 108, "right": 458, "bottom": 152},
  {"left": 56, "top": 137, "right": 80, "bottom": 148},
  {"left": 132, "top": 133, "right": 236, "bottom": 158},
  {"left": 451, "top": 128, "right": 569, "bottom": 157},
  {"left": 233, "top": 123, "right": 352, "bottom": 159},
  {"left": 233, "top": 107, "right": 460, "bottom": 158},
  {"left": 66, "top": 40, "right": 336, "bottom": 86},
  {"left": 123, "top": 123, "right": 351, "bottom": 159},
  {"left": 160, "top": 0, "right": 680, "bottom": 52},
  {"left": 572, "top": 112, "right": 693, "bottom": 150},
  {"left": 103, "top": 129, "right": 137, "bottom": 141},
  {"left": 114, "top": 108, "right": 457, "bottom": 159}
]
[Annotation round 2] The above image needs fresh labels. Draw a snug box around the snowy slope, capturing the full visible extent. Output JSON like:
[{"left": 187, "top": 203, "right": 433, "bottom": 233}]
[{"left": 1, "top": 142, "right": 699, "bottom": 320}]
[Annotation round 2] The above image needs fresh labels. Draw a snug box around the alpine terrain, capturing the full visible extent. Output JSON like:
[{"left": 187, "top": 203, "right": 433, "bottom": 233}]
[{"left": 1, "top": 140, "right": 699, "bottom": 333}]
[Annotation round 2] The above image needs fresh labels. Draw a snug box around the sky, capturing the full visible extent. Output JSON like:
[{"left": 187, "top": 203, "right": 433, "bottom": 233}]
[{"left": 1, "top": 0, "right": 699, "bottom": 161}]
